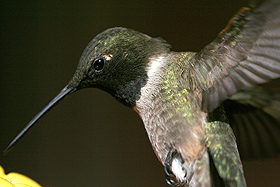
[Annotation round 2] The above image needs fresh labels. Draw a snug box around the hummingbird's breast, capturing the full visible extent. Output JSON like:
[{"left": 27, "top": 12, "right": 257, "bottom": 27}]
[{"left": 134, "top": 52, "right": 207, "bottom": 165}]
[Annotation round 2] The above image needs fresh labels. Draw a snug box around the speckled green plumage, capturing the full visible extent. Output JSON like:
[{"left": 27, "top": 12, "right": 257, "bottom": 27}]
[{"left": 205, "top": 121, "right": 246, "bottom": 186}]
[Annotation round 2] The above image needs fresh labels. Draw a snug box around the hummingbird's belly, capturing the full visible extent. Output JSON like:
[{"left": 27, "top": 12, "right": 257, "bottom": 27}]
[{"left": 141, "top": 108, "right": 207, "bottom": 165}]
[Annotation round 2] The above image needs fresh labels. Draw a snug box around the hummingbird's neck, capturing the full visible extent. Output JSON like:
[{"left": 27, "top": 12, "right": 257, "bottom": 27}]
[
  {"left": 133, "top": 54, "right": 168, "bottom": 116},
  {"left": 108, "top": 52, "right": 169, "bottom": 108},
  {"left": 134, "top": 52, "right": 197, "bottom": 117}
]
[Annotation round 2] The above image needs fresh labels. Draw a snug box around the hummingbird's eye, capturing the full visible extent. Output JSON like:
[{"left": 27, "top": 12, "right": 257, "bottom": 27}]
[{"left": 92, "top": 57, "right": 106, "bottom": 71}]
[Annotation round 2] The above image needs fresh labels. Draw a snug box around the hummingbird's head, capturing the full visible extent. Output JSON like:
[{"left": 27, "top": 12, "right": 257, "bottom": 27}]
[
  {"left": 3, "top": 27, "right": 170, "bottom": 154},
  {"left": 69, "top": 27, "right": 170, "bottom": 106}
]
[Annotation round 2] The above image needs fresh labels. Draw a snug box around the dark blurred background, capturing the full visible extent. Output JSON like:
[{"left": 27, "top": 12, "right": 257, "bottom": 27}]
[{"left": 1, "top": 0, "right": 279, "bottom": 186}]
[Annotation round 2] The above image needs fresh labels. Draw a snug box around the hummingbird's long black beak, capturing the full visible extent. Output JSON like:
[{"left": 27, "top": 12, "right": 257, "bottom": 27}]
[{"left": 3, "top": 85, "right": 76, "bottom": 155}]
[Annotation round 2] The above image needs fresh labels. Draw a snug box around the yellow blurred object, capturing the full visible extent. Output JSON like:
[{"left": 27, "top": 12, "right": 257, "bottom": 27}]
[{"left": 0, "top": 165, "right": 41, "bottom": 187}]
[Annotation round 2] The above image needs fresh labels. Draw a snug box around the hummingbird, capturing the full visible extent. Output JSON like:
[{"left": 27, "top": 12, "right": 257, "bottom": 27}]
[{"left": 4, "top": 0, "right": 280, "bottom": 186}]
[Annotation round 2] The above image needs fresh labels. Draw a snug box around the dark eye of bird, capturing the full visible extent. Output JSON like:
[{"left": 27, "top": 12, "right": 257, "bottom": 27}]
[{"left": 92, "top": 57, "right": 106, "bottom": 71}]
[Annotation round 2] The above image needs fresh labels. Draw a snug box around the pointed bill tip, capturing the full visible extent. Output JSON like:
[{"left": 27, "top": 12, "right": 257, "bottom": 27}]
[
  {"left": 3, "top": 85, "right": 77, "bottom": 155},
  {"left": 3, "top": 138, "right": 17, "bottom": 155}
]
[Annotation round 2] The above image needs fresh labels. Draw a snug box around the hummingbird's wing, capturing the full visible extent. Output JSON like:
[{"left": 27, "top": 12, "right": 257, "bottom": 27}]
[
  {"left": 190, "top": 0, "right": 280, "bottom": 112},
  {"left": 223, "top": 90, "right": 280, "bottom": 159},
  {"left": 190, "top": 0, "right": 280, "bottom": 160}
]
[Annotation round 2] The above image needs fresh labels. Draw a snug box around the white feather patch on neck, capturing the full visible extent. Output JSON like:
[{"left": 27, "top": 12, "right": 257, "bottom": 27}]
[{"left": 134, "top": 55, "right": 167, "bottom": 116}]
